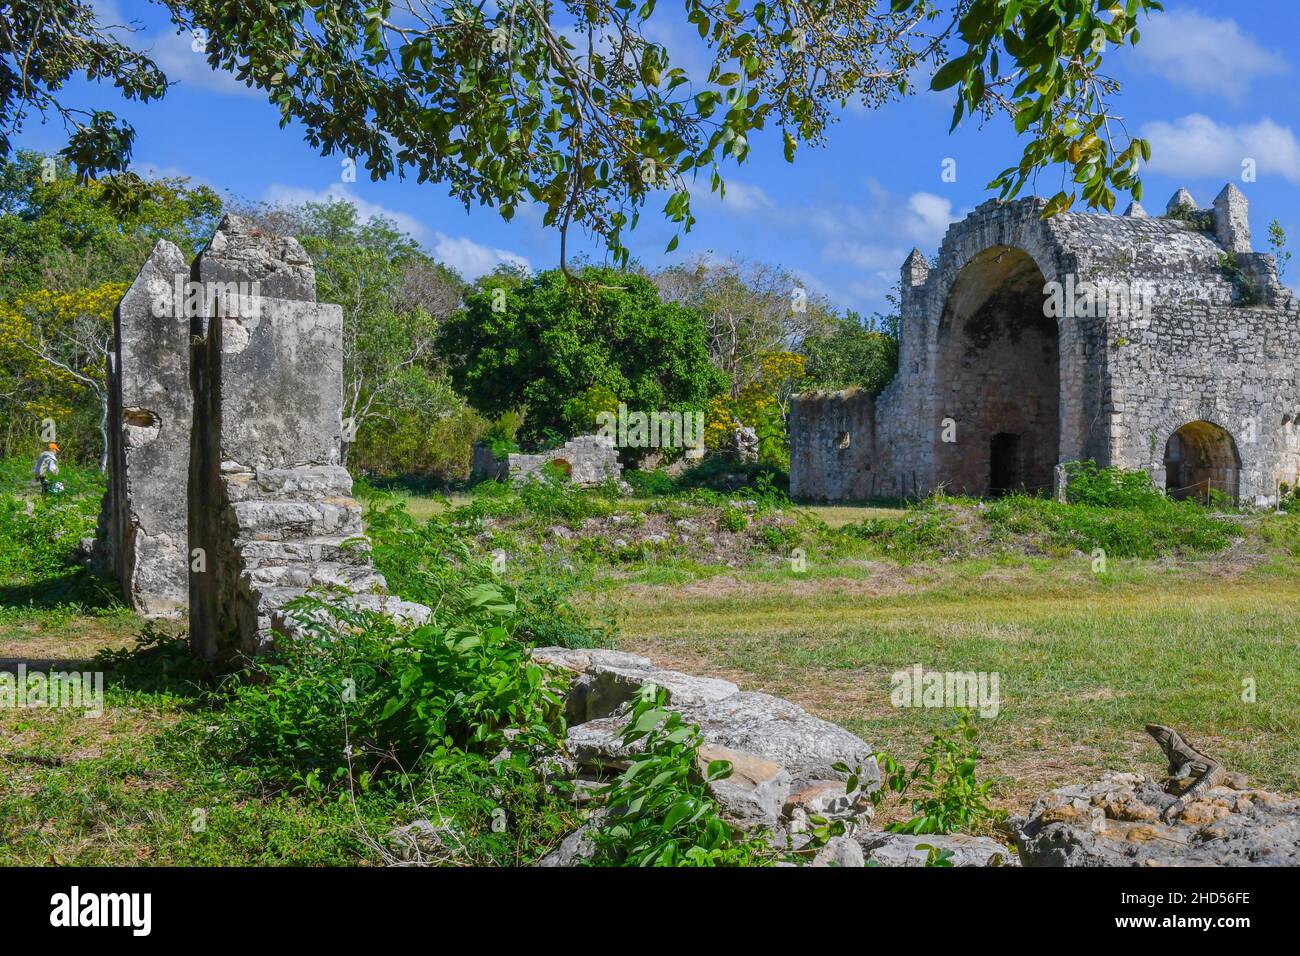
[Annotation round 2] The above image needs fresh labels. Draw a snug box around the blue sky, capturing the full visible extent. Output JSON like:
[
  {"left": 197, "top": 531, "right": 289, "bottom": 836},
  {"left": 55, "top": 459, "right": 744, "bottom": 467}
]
[{"left": 17, "top": 1, "right": 1300, "bottom": 313}]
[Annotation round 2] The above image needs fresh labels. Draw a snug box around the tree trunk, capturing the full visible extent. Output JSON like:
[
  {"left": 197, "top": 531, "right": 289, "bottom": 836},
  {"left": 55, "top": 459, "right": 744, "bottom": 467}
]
[{"left": 98, "top": 389, "right": 109, "bottom": 473}]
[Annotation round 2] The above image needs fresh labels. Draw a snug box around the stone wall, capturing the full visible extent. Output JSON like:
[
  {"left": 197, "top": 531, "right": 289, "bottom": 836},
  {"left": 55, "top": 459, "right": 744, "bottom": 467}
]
[
  {"left": 98, "top": 241, "right": 192, "bottom": 616},
  {"left": 508, "top": 434, "right": 622, "bottom": 486},
  {"left": 792, "top": 185, "right": 1300, "bottom": 505},
  {"left": 100, "top": 215, "right": 425, "bottom": 663}
]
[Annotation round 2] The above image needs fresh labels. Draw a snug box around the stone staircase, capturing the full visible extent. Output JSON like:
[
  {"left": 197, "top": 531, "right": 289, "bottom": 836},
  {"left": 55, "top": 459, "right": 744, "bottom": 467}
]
[{"left": 218, "top": 463, "right": 427, "bottom": 647}]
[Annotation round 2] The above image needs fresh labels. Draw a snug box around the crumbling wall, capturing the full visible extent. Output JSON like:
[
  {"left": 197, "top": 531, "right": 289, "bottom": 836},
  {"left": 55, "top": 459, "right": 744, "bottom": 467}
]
[
  {"left": 187, "top": 215, "right": 427, "bottom": 664},
  {"left": 508, "top": 434, "right": 622, "bottom": 486},
  {"left": 99, "top": 241, "right": 192, "bottom": 616},
  {"left": 99, "top": 215, "right": 425, "bottom": 662},
  {"left": 788, "top": 390, "right": 878, "bottom": 501}
]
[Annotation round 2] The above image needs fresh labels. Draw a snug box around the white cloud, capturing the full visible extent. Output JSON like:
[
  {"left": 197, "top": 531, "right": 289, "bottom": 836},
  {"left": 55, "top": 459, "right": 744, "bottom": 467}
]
[
  {"left": 687, "top": 178, "right": 773, "bottom": 215},
  {"left": 430, "top": 233, "right": 531, "bottom": 280},
  {"left": 260, "top": 183, "right": 531, "bottom": 279},
  {"left": 148, "top": 28, "right": 260, "bottom": 98},
  {"left": 1133, "top": 9, "right": 1288, "bottom": 100},
  {"left": 1141, "top": 115, "right": 1300, "bottom": 184}
]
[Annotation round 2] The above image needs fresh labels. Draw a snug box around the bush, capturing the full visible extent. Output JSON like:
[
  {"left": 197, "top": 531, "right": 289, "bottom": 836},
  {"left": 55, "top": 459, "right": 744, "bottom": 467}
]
[
  {"left": 1063, "top": 460, "right": 1164, "bottom": 509},
  {"left": 202, "top": 591, "right": 567, "bottom": 792},
  {"left": 986, "top": 494, "right": 1233, "bottom": 558}
]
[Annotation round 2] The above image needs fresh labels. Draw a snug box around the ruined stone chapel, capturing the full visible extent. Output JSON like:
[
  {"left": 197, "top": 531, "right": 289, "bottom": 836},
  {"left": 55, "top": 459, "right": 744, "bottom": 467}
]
[{"left": 790, "top": 185, "right": 1300, "bottom": 506}]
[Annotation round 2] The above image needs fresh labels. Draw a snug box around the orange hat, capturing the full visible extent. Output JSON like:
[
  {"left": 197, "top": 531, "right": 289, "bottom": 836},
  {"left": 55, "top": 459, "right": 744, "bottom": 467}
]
[{"left": 48, "top": 443, "right": 59, "bottom": 451}]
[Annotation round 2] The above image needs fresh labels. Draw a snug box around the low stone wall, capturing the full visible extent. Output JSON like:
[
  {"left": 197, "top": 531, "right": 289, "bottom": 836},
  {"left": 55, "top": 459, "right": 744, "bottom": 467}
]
[{"left": 508, "top": 434, "right": 622, "bottom": 486}]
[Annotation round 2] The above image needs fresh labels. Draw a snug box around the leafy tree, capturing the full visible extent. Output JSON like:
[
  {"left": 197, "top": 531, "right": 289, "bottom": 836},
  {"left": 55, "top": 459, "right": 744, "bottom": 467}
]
[
  {"left": 0, "top": 1, "right": 167, "bottom": 187},
  {"left": 440, "top": 267, "right": 726, "bottom": 445},
  {"left": 0, "top": 282, "right": 124, "bottom": 468},
  {"left": 802, "top": 311, "right": 900, "bottom": 394},
  {"left": 654, "top": 257, "right": 837, "bottom": 397},
  {"left": 126, "top": 0, "right": 1155, "bottom": 262},
  {"left": 0, "top": 151, "right": 222, "bottom": 298}
]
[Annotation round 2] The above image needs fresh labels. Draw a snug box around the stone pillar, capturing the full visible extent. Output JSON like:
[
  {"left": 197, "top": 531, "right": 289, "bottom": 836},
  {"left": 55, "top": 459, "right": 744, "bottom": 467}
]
[
  {"left": 101, "top": 240, "right": 192, "bottom": 617},
  {"left": 1212, "top": 183, "right": 1251, "bottom": 254}
]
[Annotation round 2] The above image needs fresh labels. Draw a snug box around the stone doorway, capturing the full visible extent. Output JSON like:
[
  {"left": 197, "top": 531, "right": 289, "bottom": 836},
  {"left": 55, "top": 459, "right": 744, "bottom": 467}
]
[
  {"left": 934, "top": 247, "right": 1060, "bottom": 496},
  {"left": 989, "top": 432, "right": 1021, "bottom": 495},
  {"left": 1164, "top": 421, "right": 1240, "bottom": 504}
]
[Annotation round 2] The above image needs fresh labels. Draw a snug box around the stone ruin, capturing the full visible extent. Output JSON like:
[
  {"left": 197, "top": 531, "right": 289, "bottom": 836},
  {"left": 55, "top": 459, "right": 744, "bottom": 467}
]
[
  {"left": 97, "top": 215, "right": 425, "bottom": 663},
  {"left": 791, "top": 185, "right": 1300, "bottom": 506},
  {"left": 506, "top": 433, "right": 623, "bottom": 486}
]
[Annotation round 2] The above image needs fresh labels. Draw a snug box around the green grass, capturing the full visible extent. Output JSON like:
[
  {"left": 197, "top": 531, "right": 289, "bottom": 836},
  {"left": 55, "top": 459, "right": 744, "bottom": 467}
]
[{"left": 594, "top": 557, "right": 1300, "bottom": 810}]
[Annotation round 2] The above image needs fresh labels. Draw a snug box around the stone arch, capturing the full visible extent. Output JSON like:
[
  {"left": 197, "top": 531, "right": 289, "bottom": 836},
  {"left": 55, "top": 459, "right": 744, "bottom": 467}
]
[
  {"left": 548, "top": 457, "right": 573, "bottom": 479},
  {"left": 933, "top": 246, "right": 1060, "bottom": 495},
  {"left": 1163, "top": 421, "right": 1240, "bottom": 504}
]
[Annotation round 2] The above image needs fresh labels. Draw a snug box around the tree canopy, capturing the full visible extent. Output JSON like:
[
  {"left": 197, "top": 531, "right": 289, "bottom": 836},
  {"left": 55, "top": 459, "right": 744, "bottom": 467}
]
[
  {"left": 441, "top": 267, "right": 726, "bottom": 445},
  {"left": 4, "top": 1, "right": 1161, "bottom": 260}
]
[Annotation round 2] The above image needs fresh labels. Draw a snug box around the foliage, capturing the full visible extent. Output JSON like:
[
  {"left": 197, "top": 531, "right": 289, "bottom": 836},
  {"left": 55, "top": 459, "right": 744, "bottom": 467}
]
[
  {"left": 362, "top": 492, "right": 608, "bottom": 648},
  {"left": 0, "top": 7, "right": 167, "bottom": 186},
  {"left": 1268, "top": 219, "right": 1291, "bottom": 281},
  {"left": 203, "top": 591, "right": 567, "bottom": 792},
  {"left": 985, "top": 494, "right": 1233, "bottom": 558},
  {"left": 802, "top": 312, "right": 900, "bottom": 394},
  {"left": 590, "top": 686, "right": 772, "bottom": 866},
  {"left": 850, "top": 711, "right": 1000, "bottom": 835},
  {"left": 441, "top": 267, "right": 725, "bottom": 445},
  {"left": 704, "top": 350, "right": 805, "bottom": 466},
  {"left": 1062, "top": 460, "right": 1163, "bottom": 508},
  {"left": 161, "top": 0, "right": 1157, "bottom": 265},
  {"left": 0, "top": 152, "right": 221, "bottom": 298},
  {"left": 654, "top": 257, "right": 838, "bottom": 395},
  {"left": 0, "top": 281, "right": 124, "bottom": 466}
]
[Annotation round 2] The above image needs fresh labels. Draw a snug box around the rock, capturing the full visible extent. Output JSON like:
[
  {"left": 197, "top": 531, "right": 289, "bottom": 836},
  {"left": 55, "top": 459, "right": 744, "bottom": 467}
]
[
  {"left": 531, "top": 646, "right": 654, "bottom": 674},
  {"left": 811, "top": 836, "right": 865, "bottom": 868},
  {"left": 570, "top": 664, "right": 739, "bottom": 724},
  {"left": 857, "top": 831, "right": 1016, "bottom": 867},
  {"left": 1014, "top": 773, "right": 1300, "bottom": 866},
  {"left": 784, "top": 780, "right": 872, "bottom": 821},
  {"left": 387, "top": 819, "right": 461, "bottom": 862},
  {"left": 536, "top": 812, "right": 605, "bottom": 867},
  {"left": 565, "top": 691, "right": 879, "bottom": 794},
  {"left": 696, "top": 744, "right": 791, "bottom": 829}
]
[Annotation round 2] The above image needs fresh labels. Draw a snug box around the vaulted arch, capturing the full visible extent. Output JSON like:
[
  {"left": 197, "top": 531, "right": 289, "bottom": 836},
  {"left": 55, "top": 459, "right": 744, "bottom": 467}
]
[{"left": 933, "top": 246, "right": 1059, "bottom": 495}]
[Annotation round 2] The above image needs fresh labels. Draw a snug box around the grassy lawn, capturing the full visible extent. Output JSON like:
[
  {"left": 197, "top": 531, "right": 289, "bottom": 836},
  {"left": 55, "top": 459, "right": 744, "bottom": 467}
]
[
  {"left": 3, "top": 477, "right": 1297, "bottom": 863},
  {"left": 589, "top": 553, "right": 1300, "bottom": 812}
]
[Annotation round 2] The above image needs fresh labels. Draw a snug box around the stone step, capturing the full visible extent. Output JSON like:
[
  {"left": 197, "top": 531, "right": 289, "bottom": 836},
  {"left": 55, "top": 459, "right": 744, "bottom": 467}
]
[
  {"left": 225, "top": 465, "right": 355, "bottom": 502},
  {"left": 231, "top": 498, "right": 364, "bottom": 538},
  {"left": 245, "top": 561, "right": 386, "bottom": 592},
  {"left": 256, "top": 588, "right": 432, "bottom": 640},
  {"left": 237, "top": 535, "right": 373, "bottom": 566}
]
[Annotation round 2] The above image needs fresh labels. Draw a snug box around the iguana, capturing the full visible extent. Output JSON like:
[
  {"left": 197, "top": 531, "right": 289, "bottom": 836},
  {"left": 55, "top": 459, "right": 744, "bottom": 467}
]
[{"left": 1145, "top": 724, "right": 1232, "bottom": 822}]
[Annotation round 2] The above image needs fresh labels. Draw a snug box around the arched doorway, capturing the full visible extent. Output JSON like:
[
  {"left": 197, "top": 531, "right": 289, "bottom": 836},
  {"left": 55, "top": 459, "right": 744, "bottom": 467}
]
[
  {"left": 548, "top": 457, "right": 573, "bottom": 479},
  {"left": 934, "top": 247, "right": 1059, "bottom": 495},
  {"left": 1164, "top": 422, "right": 1239, "bottom": 504}
]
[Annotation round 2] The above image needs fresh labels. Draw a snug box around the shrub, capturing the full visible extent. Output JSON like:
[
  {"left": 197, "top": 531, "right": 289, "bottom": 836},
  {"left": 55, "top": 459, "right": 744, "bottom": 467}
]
[
  {"left": 589, "top": 686, "right": 773, "bottom": 867},
  {"left": 202, "top": 591, "right": 567, "bottom": 792},
  {"left": 1063, "top": 460, "right": 1164, "bottom": 509}
]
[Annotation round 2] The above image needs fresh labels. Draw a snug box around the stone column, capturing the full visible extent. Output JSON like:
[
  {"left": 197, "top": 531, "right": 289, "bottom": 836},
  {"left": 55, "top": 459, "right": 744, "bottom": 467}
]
[{"left": 101, "top": 240, "right": 192, "bottom": 617}]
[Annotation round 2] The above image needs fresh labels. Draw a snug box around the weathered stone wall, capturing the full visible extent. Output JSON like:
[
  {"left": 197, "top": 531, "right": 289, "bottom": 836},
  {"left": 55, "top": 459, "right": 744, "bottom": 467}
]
[
  {"left": 99, "top": 241, "right": 192, "bottom": 616},
  {"left": 791, "top": 185, "right": 1300, "bottom": 506},
  {"left": 100, "top": 215, "right": 426, "bottom": 661},
  {"left": 788, "top": 390, "right": 876, "bottom": 500},
  {"left": 508, "top": 434, "right": 622, "bottom": 486}
]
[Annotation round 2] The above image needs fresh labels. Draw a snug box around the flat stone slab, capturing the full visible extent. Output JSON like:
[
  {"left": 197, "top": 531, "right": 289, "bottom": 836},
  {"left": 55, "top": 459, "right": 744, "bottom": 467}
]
[{"left": 857, "top": 831, "right": 1017, "bottom": 867}]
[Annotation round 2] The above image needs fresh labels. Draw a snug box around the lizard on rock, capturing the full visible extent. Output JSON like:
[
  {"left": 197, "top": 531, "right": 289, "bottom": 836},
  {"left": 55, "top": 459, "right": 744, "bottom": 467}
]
[{"left": 1145, "top": 724, "right": 1228, "bottom": 823}]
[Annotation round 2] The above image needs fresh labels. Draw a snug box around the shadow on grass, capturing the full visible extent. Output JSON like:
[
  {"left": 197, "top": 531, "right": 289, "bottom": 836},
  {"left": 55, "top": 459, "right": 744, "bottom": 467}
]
[
  {"left": 0, "top": 567, "right": 122, "bottom": 612},
  {"left": 88, "top": 622, "right": 214, "bottom": 697}
]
